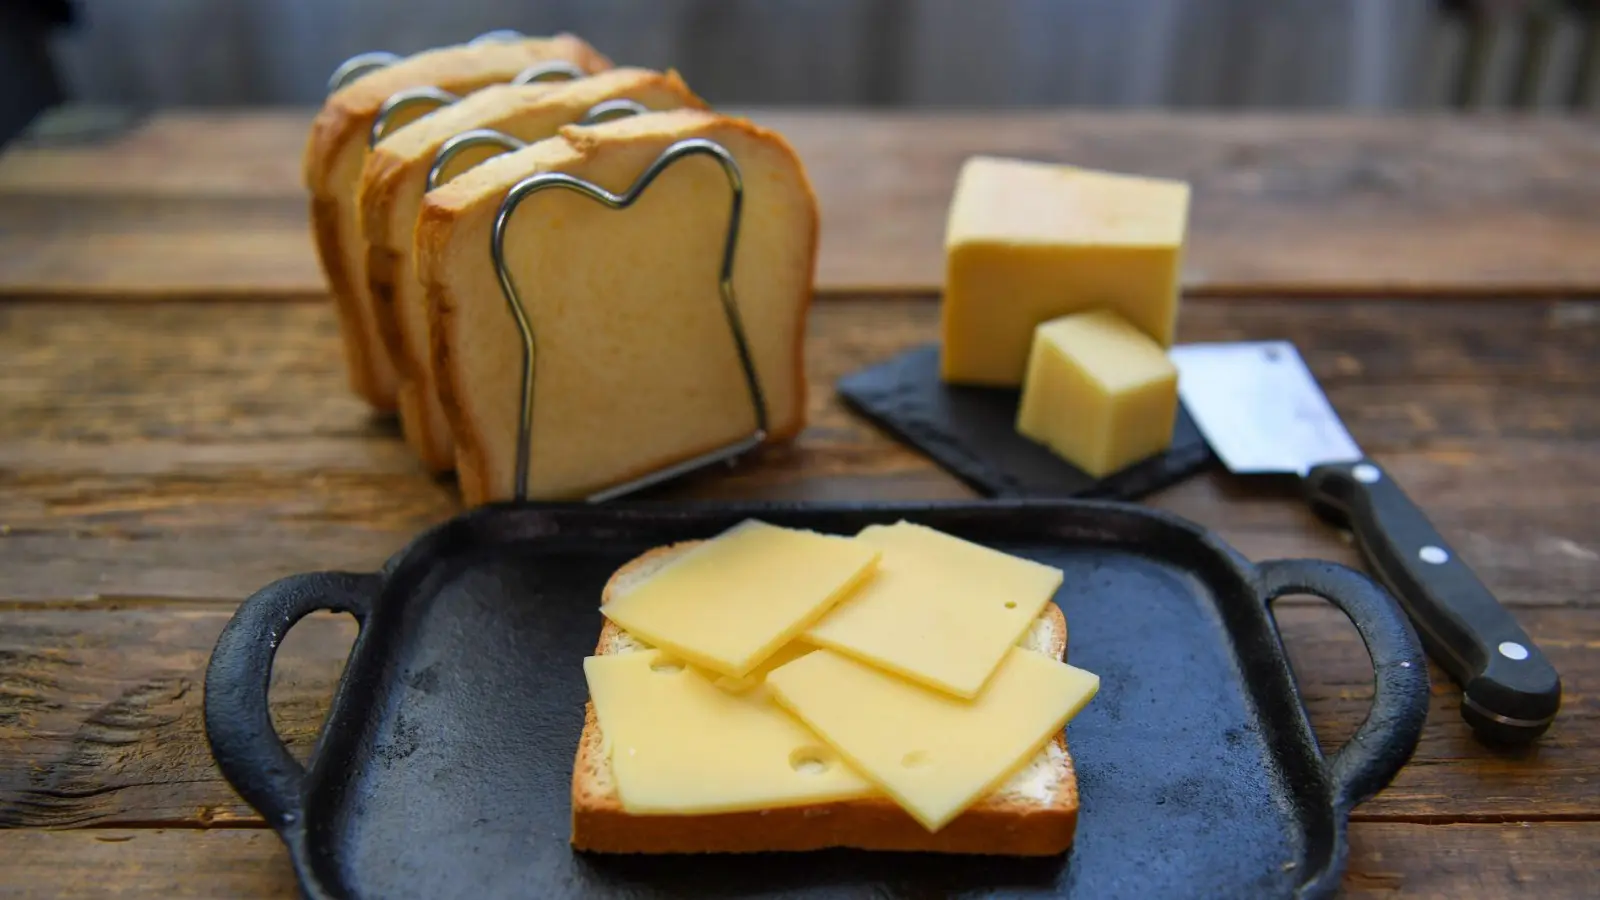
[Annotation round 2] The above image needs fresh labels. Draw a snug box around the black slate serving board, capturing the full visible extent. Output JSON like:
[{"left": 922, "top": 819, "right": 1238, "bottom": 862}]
[{"left": 837, "top": 344, "right": 1214, "bottom": 500}]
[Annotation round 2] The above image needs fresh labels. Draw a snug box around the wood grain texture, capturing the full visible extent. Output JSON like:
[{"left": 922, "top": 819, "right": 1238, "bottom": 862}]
[
  {"left": 2, "top": 822, "right": 1595, "bottom": 899},
  {"left": 4, "top": 111, "right": 1600, "bottom": 297},
  {"left": 0, "top": 602, "right": 1595, "bottom": 830},
  {"left": 0, "top": 291, "right": 1596, "bottom": 895},
  {"left": 1, "top": 823, "right": 1596, "bottom": 899},
  {"left": 0, "top": 297, "right": 1594, "bottom": 602}
]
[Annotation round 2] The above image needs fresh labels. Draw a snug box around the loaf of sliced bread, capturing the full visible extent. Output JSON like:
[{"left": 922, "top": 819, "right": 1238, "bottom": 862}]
[
  {"left": 358, "top": 69, "right": 709, "bottom": 472},
  {"left": 416, "top": 110, "right": 816, "bottom": 504},
  {"left": 304, "top": 34, "right": 612, "bottom": 412},
  {"left": 571, "top": 542, "right": 1080, "bottom": 856}
]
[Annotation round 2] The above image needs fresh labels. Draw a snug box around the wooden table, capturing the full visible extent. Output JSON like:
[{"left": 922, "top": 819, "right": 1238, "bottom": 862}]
[{"left": 1, "top": 110, "right": 1597, "bottom": 899}]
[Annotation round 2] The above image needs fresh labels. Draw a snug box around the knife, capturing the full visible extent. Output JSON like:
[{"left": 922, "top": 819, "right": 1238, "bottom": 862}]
[{"left": 1169, "top": 340, "right": 1560, "bottom": 744}]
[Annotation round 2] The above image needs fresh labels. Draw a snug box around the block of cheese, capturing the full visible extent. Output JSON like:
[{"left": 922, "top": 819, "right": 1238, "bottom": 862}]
[
  {"left": 767, "top": 647, "right": 1099, "bottom": 832},
  {"left": 583, "top": 648, "right": 876, "bottom": 814},
  {"left": 806, "top": 522, "right": 1062, "bottom": 698},
  {"left": 598, "top": 520, "right": 879, "bottom": 678},
  {"left": 303, "top": 34, "right": 612, "bottom": 412},
  {"left": 417, "top": 109, "right": 818, "bottom": 503},
  {"left": 1016, "top": 308, "right": 1179, "bottom": 478},
  {"left": 358, "top": 68, "right": 708, "bottom": 472},
  {"left": 940, "top": 155, "right": 1190, "bottom": 386}
]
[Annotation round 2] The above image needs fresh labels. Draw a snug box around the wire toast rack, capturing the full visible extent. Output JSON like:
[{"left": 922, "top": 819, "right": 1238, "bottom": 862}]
[{"left": 328, "top": 37, "right": 768, "bottom": 504}]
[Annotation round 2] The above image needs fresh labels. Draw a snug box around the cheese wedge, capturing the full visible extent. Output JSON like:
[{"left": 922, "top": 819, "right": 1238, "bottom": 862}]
[
  {"left": 359, "top": 68, "right": 707, "bottom": 471},
  {"left": 303, "top": 35, "right": 612, "bottom": 411},
  {"left": 940, "top": 155, "right": 1190, "bottom": 386},
  {"left": 416, "top": 110, "right": 818, "bottom": 503}
]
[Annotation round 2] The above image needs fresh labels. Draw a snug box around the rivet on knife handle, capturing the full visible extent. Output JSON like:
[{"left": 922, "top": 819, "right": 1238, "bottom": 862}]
[{"left": 1304, "top": 458, "right": 1561, "bottom": 743}]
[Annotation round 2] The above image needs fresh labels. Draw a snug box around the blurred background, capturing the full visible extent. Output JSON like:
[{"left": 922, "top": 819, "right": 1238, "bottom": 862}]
[{"left": 3, "top": 0, "right": 1598, "bottom": 143}]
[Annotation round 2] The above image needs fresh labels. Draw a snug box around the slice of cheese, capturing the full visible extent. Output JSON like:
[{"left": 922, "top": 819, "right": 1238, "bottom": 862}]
[
  {"left": 599, "top": 520, "right": 880, "bottom": 678},
  {"left": 713, "top": 639, "right": 815, "bottom": 697},
  {"left": 805, "top": 522, "right": 1062, "bottom": 698},
  {"left": 940, "top": 155, "right": 1190, "bottom": 386},
  {"left": 1016, "top": 309, "right": 1179, "bottom": 478},
  {"left": 584, "top": 649, "right": 876, "bottom": 814},
  {"left": 767, "top": 647, "right": 1099, "bottom": 832}
]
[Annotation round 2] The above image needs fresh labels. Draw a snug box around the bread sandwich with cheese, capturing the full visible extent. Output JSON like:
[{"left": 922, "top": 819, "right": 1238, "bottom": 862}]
[
  {"left": 304, "top": 34, "right": 612, "bottom": 411},
  {"left": 571, "top": 537, "right": 1087, "bottom": 856},
  {"left": 358, "top": 69, "right": 709, "bottom": 471},
  {"left": 416, "top": 110, "right": 817, "bottom": 504}
]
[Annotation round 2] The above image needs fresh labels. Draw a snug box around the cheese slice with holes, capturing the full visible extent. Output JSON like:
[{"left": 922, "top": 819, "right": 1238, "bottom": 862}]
[
  {"left": 600, "top": 520, "right": 880, "bottom": 678},
  {"left": 767, "top": 647, "right": 1099, "bottom": 832},
  {"left": 805, "top": 522, "right": 1063, "bottom": 697},
  {"left": 583, "top": 649, "right": 876, "bottom": 814}
]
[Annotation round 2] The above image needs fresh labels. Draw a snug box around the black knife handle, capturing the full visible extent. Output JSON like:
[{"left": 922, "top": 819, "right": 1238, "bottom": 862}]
[{"left": 1305, "top": 458, "right": 1560, "bottom": 744}]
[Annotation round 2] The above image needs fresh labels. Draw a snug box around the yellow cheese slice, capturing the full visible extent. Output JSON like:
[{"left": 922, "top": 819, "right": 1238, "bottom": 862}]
[
  {"left": 713, "top": 640, "right": 816, "bottom": 697},
  {"left": 941, "top": 155, "right": 1190, "bottom": 386},
  {"left": 600, "top": 520, "right": 880, "bottom": 678},
  {"left": 584, "top": 649, "right": 877, "bottom": 814},
  {"left": 805, "top": 522, "right": 1062, "bottom": 697},
  {"left": 1016, "top": 309, "right": 1179, "bottom": 477},
  {"left": 767, "top": 647, "right": 1099, "bottom": 832}
]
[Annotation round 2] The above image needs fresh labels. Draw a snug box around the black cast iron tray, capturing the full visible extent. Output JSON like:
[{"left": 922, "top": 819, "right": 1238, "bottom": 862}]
[{"left": 205, "top": 501, "right": 1429, "bottom": 900}]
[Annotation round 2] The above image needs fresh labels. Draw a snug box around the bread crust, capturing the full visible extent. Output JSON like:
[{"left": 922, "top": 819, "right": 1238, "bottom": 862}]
[
  {"left": 303, "top": 35, "right": 613, "bottom": 412},
  {"left": 418, "top": 112, "right": 817, "bottom": 505},
  {"left": 570, "top": 542, "right": 1080, "bottom": 856},
  {"left": 357, "top": 70, "right": 709, "bottom": 473}
]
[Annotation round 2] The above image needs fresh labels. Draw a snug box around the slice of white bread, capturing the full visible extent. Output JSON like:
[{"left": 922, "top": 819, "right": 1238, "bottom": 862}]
[
  {"left": 416, "top": 110, "right": 816, "bottom": 504},
  {"left": 303, "top": 35, "right": 612, "bottom": 412},
  {"left": 358, "top": 69, "right": 709, "bottom": 472},
  {"left": 571, "top": 542, "right": 1080, "bottom": 856}
]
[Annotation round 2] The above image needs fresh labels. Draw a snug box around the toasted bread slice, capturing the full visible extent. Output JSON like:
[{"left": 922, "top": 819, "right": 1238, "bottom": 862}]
[
  {"left": 304, "top": 35, "right": 612, "bottom": 412},
  {"left": 358, "top": 69, "right": 709, "bottom": 471},
  {"left": 417, "top": 110, "right": 816, "bottom": 504},
  {"left": 571, "top": 542, "right": 1080, "bottom": 856}
]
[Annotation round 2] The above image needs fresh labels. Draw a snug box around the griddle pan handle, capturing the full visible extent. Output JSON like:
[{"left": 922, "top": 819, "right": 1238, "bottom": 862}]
[
  {"left": 204, "top": 571, "right": 377, "bottom": 831},
  {"left": 1258, "top": 559, "right": 1430, "bottom": 814}
]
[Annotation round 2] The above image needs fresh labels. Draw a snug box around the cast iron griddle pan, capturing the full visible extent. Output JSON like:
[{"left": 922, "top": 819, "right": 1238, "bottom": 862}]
[{"left": 205, "top": 501, "right": 1429, "bottom": 900}]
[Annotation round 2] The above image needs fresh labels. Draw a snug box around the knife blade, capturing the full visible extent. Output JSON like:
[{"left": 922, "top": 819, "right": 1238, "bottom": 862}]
[{"left": 1169, "top": 340, "right": 1561, "bottom": 744}]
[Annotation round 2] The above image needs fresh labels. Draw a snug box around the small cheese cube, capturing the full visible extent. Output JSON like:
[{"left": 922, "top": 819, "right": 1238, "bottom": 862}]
[
  {"left": 1016, "top": 309, "right": 1178, "bottom": 478},
  {"left": 940, "top": 156, "right": 1189, "bottom": 386}
]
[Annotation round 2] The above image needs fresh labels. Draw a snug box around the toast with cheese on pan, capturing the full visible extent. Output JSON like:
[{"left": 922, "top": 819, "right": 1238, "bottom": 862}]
[
  {"left": 303, "top": 34, "right": 612, "bottom": 412},
  {"left": 415, "top": 110, "right": 816, "bottom": 504},
  {"left": 572, "top": 521, "right": 1098, "bottom": 856},
  {"left": 357, "top": 69, "right": 709, "bottom": 472}
]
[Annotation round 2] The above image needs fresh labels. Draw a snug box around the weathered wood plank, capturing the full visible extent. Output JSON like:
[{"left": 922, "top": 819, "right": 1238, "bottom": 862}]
[
  {"left": 0, "top": 829, "right": 300, "bottom": 899},
  {"left": 1, "top": 602, "right": 1594, "bottom": 829},
  {"left": 2, "top": 819, "right": 1598, "bottom": 898},
  {"left": 0, "top": 298, "right": 1594, "bottom": 602},
  {"left": 4, "top": 111, "right": 1600, "bottom": 297}
]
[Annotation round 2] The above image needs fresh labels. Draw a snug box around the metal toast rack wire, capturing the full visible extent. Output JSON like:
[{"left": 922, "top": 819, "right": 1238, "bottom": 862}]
[
  {"left": 489, "top": 136, "right": 769, "bottom": 503},
  {"left": 425, "top": 99, "right": 649, "bottom": 190},
  {"left": 324, "top": 29, "right": 588, "bottom": 147},
  {"left": 426, "top": 108, "right": 755, "bottom": 504},
  {"left": 328, "top": 41, "right": 766, "bottom": 502}
]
